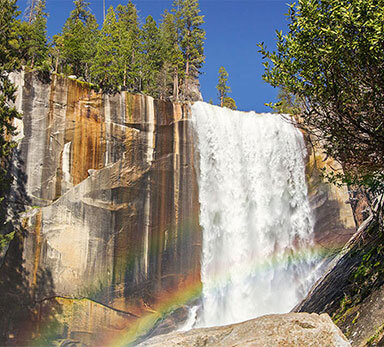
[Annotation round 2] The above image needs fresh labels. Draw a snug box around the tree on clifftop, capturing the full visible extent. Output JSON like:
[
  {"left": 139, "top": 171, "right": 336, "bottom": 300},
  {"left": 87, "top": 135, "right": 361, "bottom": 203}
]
[
  {"left": 258, "top": 0, "right": 384, "bottom": 194},
  {"left": 173, "top": 0, "right": 205, "bottom": 99},
  {"left": 0, "top": 0, "right": 22, "bottom": 246},
  {"left": 0, "top": 0, "right": 21, "bottom": 173},
  {"left": 223, "top": 96, "right": 237, "bottom": 110},
  {"left": 216, "top": 66, "right": 230, "bottom": 107},
  {"left": 15, "top": 0, "right": 49, "bottom": 69},
  {"left": 58, "top": 0, "right": 99, "bottom": 80},
  {"left": 216, "top": 66, "right": 237, "bottom": 110},
  {"left": 141, "top": 15, "right": 162, "bottom": 97},
  {"left": 116, "top": 1, "right": 141, "bottom": 91},
  {"left": 91, "top": 6, "right": 119, "bottom": 92},
  {"left": 159, "top": 9, "right": 184, "bottom": 100}
]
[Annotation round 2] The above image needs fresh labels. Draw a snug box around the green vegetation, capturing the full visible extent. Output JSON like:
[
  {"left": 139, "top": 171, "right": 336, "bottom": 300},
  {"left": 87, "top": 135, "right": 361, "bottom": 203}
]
[
  {"left": 216, "top": 66, "right": 230, "bottom": 107},
  {"left": 158, "top": 10, "right": 183, "bottom": 100},
  {"left": 366, "top": 323, "right": 384, "bottom": 346},
  {"left": 56, "top": 0, "right": 99, "bottom": 79},
  {"left": 331, "top": 222, "right": 384, "bottom": 328},
  {"left": 91, "top": 6, "right": 119, "bottom": 92},
  {"left": 216, "top": 66, "right": 237, "bottom": 110},
  {"left": 0, "top": 0, "right": 22, "bottom": 250},
  {"left": 141, "top": 15, "right": 162, "bottom": 97},
  {"left": 5, "top": 0, "right": 205, "bottom": 100},
  {"left": 223, "top": 97, "right": 237, "bottom": 110},
  {"left": 173, "top": 0, "right": 205, "bottom": 97},
  {"left": 115, "top": 1, "right": 141, "bottom": 91},
  {"left": 273, "top": 87, "right": 302, "bottom": 115},
  {"left": 49, "top": 0, "right": 205, "bottom": 100},
  {"left": 261, "top": 4, "right": 384, "bottom": 335},
  {"left": 0, "top": 232, "right": 15, "bottom": 252},
  {"left": 258, "top": 0, "right": 384, "bottom": 194},
  {"left": 15, "top": 0, "right": 49, "bottom": 71}
]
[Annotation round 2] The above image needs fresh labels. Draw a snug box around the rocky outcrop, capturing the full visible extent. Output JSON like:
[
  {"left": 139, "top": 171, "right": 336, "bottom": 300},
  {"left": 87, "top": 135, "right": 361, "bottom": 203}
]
[
  {"left": 0, "top": 70, "right": 358, "bottom": 346},
  {"left": 1, "top": 71, "right": 201, "bottom": 345},
  {"left": 140, "top": 313, "right": 350, "bottom": 347},
  {"left": 295, "top": 216, "right": 374, "bottom": 314},
  {"left": 295, "top": 208, "right": 384, "bottom": 346},
  {"left": 305, "top": 139, "right": 356, "bottom": 252}
]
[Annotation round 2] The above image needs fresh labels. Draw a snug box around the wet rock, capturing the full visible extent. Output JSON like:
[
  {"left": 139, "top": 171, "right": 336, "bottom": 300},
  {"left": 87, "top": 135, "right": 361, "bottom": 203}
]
[
  {"left": 2, "top": 71, "right": 201, "bottom": 345},
  {"left": 305, "top": 139, "right": 356, "bottom": 253},
  {"left": 139, "top": 313, "right": 350, "bottom": 347},
  {"left": 0, "top": 71, "right": 357, "bottom": 346},
  {"left": 295, "top": 216, "right": 384, "bottom": 346}
]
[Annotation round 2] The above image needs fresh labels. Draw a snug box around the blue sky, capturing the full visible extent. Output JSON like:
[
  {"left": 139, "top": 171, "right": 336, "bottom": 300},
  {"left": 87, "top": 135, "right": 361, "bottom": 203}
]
[{"left": 17, "top": 0, "right": 290, "bottom": 112}]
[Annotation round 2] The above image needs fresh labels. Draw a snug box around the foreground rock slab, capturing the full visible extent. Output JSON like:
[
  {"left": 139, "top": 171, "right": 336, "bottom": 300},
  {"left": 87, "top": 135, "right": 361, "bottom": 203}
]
[
  {"left": 295, "top": 215, "right": 384, "bottom": 346},
  {"left": 140, "top": 312, "right": 350, "bottom": 347}
]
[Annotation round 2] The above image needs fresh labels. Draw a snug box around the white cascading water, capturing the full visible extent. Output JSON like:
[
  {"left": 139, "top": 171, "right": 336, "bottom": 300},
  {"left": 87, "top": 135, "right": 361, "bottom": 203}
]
[{"left": 191, "top": 102, "right": 320, "bottom": 328}]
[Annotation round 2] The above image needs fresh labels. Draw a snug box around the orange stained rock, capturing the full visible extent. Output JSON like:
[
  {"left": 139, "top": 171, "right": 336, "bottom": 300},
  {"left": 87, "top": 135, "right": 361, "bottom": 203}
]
[
  {"left": 64, "top": 80, "right": 106, "bottom": 185},
  {"left": 125, "top": 93, "right": 146, "bottom": 124},
  {"left": 32, "top": 210, "right": 42, "bottom": 288}
]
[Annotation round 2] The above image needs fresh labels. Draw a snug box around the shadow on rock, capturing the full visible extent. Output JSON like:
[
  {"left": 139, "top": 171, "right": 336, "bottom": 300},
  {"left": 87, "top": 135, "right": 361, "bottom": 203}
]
[{"left": 0, "top": 149, "right": 62, "bottom": 345}]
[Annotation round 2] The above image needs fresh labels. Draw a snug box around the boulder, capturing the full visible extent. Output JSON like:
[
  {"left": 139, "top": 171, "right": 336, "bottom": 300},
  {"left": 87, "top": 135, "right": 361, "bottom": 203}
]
[{"left": 140, "top": 313, "right": 350, "bottom": 347}]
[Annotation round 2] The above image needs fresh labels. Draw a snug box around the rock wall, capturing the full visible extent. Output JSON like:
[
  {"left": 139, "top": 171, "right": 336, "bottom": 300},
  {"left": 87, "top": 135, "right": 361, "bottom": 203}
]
[
  {"left": 140, "top": 312, "right": 350, "bottom": 347},
  {"left": 305, "top": 138, "right": 356, "bottom": 253},
  {"left": 2, "top": 71, "right": 201, "bottom": 345},
  {"left": 0, "top": 71, "right": 358, "bottom": 346},
  {"left": 295, "top": 211, "right": 384, "bottom": 346}
]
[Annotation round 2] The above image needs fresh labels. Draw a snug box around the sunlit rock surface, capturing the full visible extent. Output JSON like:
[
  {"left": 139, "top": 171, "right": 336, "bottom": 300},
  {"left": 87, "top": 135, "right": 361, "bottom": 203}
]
[
  {"left": 0, "top": 71, "right": 357, "bottom": 346},
  {"left": 305, "top": 140, "right": 356, "bottom": 251},
  {"left": 2, "top": 71, "right": 201, "bottom": 345},
  {"left": 295, "top": 213, "right": 384, "bottom": 346},
  {"left": 140, "top": 312, "right": 350, "bottom": 347}
]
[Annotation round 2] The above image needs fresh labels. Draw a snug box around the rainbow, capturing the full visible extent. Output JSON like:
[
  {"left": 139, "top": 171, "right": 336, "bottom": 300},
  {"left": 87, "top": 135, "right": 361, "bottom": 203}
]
[
  {"left": 100, "top": 241, "right": 341, "bottom": 346},
  {"left": 29, "top": 236, "right": 344, "bottom": 346}
]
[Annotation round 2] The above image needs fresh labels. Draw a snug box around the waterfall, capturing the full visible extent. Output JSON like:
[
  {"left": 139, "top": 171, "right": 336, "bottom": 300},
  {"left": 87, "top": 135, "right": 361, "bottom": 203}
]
[{"left": 191, "top": 102, "right": 320, "bottom": 328}]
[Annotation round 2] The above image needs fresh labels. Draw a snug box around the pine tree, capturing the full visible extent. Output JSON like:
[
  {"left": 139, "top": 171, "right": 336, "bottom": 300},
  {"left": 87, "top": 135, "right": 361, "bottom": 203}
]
[
  {"left": 116, "top": 1, "right": 140, "bottom": 91},
  {"left": 173, "top": 0, "right": 205, "bottom": 98},
  {"left": 216, "top": 66, "right": 231, "bottom": 107},
  {"left": 141, "top": 15, "right": 162, "bottom": 97},
  {"left": 25, "top": 0, "right": 38, "bottom": 23},
  {"left": 0, "top": 0, "right": 22, "bottom": 242},
  {"left": 274, "top": 87, "right": 302, "bottom": 115},
  {"left": 159, "top": 9, "right": 184, "bottom": 100},
  {"left": 90, "top": 6, "right": 120, "bottom": 92},
  {"left": 0, "top": 0, "right": 21, "bottom": 161},
  {"left": 14, "top": 0, "right": 48, "bottom": 69},
  {"left": 59, "top": 0, "right": 99, "bottom": 80},
  {"left": 52, "top": 34, "right": 64, "bottom": 73},
  {"left": 223, "top": 97, "right": 237, "bottom": 110},
  {"left": 13, "top": 21, "right": 32, "bottom": 67},
  {"left": 29, "top": 0, "right": 48, "bottom": 68}
]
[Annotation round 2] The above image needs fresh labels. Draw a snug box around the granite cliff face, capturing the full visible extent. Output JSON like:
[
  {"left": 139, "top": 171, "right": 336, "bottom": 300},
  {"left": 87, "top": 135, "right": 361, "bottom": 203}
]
[
  {"left": 140, "top": 312, "right": 350, "bottom": 347},
  {"left": 0, "top": 71, "right": 357, "bottom": 346},
  {"left": 296, "top": 209, "right": 384, "bottom": 346},
  {"left": 305, "top": 138, "right": 356, "bottom": 252},
  {"left": 296, "top": 140, "right": 382, "bottom": 346},
  {"left": 2, "top": 71, "right": 201, "bottom": 345}
]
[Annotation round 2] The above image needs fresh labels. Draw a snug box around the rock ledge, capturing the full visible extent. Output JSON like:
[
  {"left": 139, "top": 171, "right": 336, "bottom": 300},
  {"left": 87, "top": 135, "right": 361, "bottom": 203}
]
[{"left": 140, "top": 312, "right": 350, "bottom": 346}]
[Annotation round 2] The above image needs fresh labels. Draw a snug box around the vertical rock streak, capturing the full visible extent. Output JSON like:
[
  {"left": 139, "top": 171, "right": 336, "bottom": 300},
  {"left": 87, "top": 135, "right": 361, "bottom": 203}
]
[
  {"left": 192, "top": 102, "right": 318, "bottom": 327},
  {"left": 143, "top": 97, "right": 155, "bottom": 277},
  {"left": 62, "top": 142, "right": 71, "bottom": 185},
  {"left": 173, "top": 104, "right": 181, "bottom": 230},
  {"left": 104, "top": 95, "right": 111, "bottom": 166},
  {"left": 6, "top": 71, "right": 203, "bottom": 344}
]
